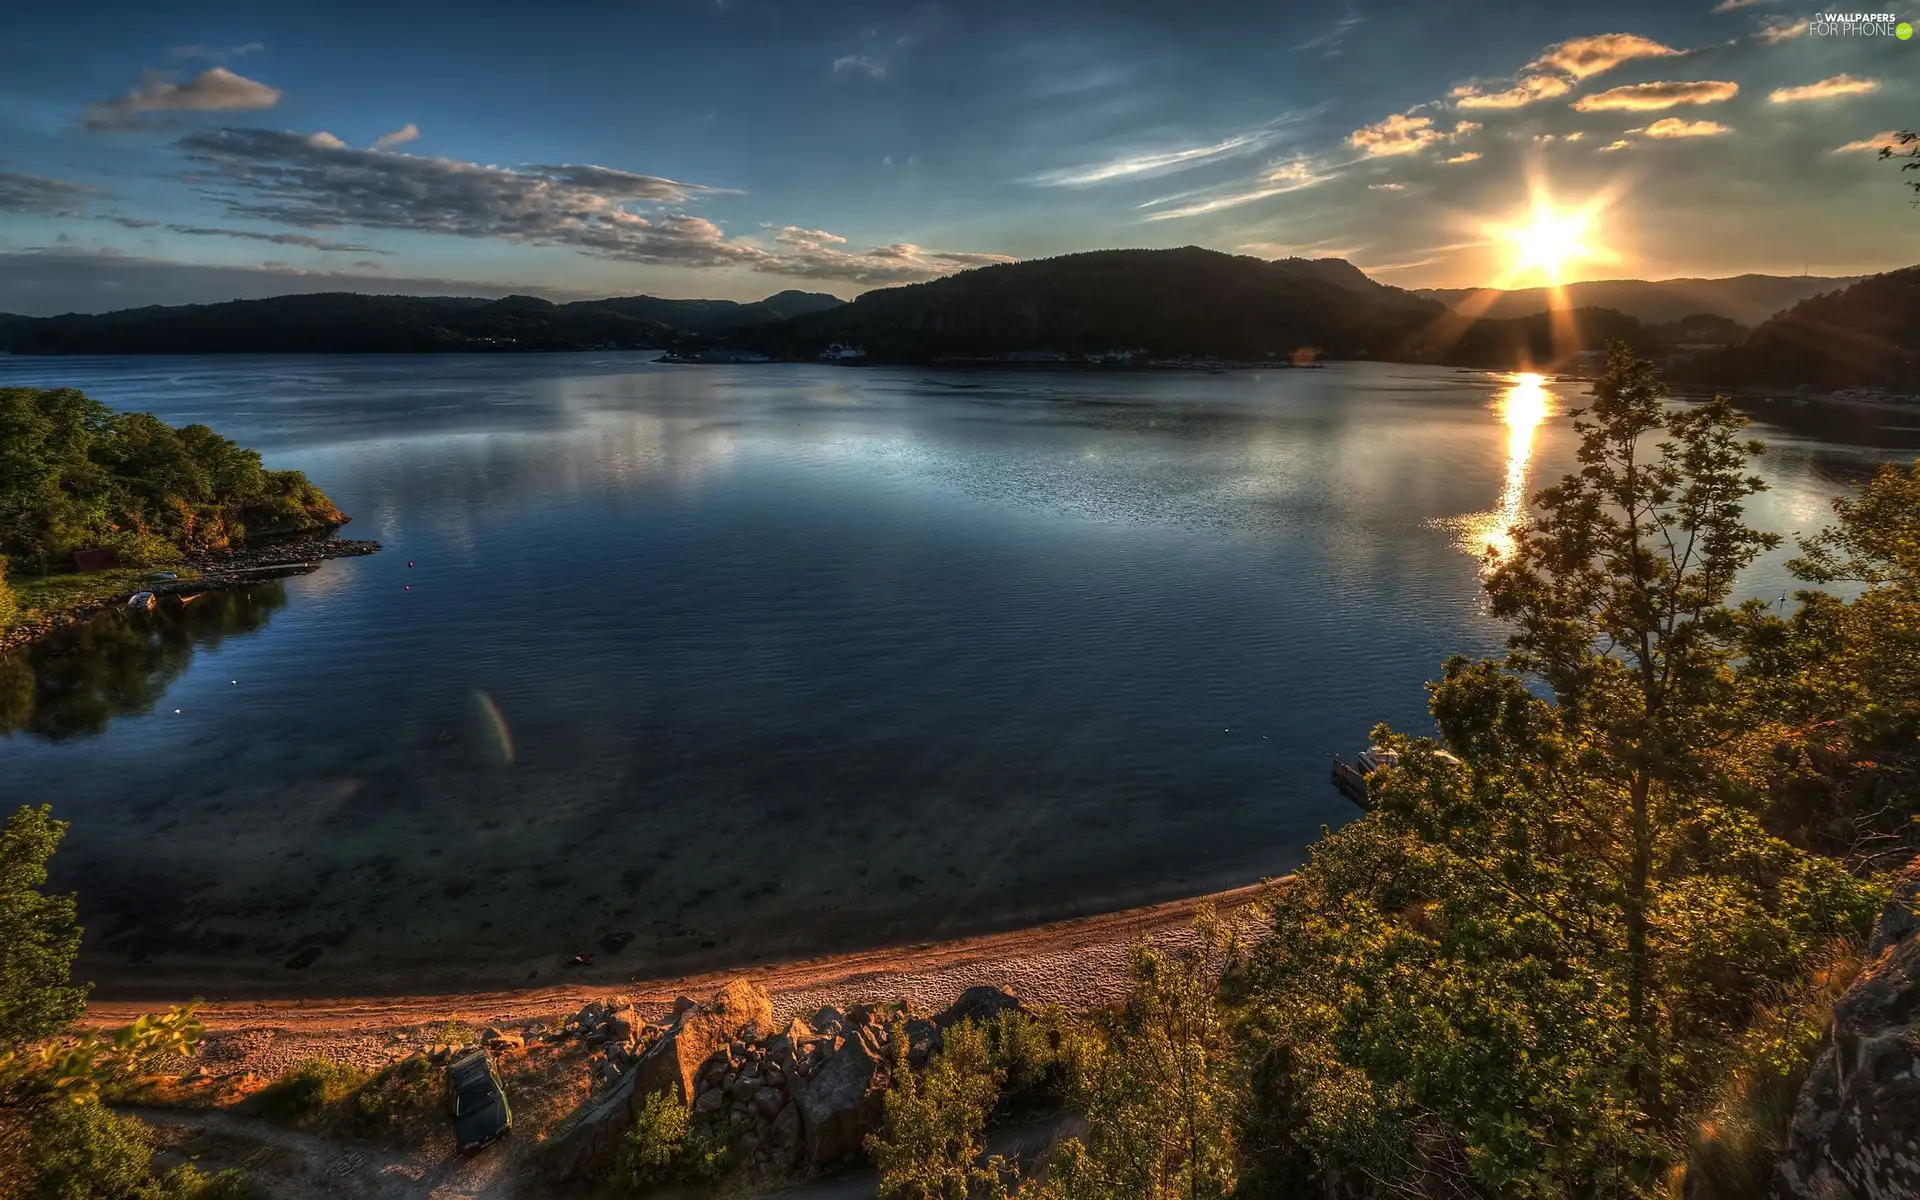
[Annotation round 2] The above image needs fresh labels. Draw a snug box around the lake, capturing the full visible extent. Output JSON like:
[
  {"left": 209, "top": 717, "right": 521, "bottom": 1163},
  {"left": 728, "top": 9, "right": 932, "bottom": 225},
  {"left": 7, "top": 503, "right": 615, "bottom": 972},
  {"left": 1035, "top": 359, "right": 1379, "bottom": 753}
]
[{"left": 1, "top": 354, "right": 1912, "bottom": 997}]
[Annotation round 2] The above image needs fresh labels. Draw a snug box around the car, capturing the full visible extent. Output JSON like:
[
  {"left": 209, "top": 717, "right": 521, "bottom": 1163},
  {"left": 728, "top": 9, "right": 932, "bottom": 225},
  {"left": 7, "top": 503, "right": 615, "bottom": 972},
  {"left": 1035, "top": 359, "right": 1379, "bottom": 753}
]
[{"left": 444, "top": 1047, "right": 512, "bottom": 1152}]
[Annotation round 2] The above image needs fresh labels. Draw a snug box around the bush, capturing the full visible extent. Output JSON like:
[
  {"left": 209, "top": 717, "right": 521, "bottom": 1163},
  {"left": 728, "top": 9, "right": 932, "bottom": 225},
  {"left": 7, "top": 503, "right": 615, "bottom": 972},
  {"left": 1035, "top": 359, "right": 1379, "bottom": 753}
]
[
  {"left": 0, "top": 555, "right": 17, "bottom": 627},
  {"left": 99, "top": 532, "right": 184, "bottom": 570},
  {"left": 251, "top": 1059, "right": 367, "bottom": 1127},
  {"left": 869, "top": 1019, "right": 1009, "bottom": 1200},
  {"left": 140, "top": 1163, "right": 255, "bottom": 1200},
  {"left": 26, "top": 1102, "right": 152, "bottom": 1200},
  {"left": 985, "top": 1007, "right": 1077, "bottom": 1107},
  {"left": 611, "top": 1090, "right": 728, "bottom": 1193},
  {"left": 347, "top": 1054, "right": 437, "bottom": 1141}
]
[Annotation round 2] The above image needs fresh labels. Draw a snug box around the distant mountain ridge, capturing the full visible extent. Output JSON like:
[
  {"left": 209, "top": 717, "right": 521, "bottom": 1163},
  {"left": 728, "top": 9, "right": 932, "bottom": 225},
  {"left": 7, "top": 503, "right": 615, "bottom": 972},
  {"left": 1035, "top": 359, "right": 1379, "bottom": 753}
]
[
  {"left": 1679, "top": 266, "right": 1920, "bottom": 392},
  {"left": 0, "top": 289, "right": 846, "bottom": 354},
  {"left": 1418, "top": 274, "right": 1861, "bottom": 327}
]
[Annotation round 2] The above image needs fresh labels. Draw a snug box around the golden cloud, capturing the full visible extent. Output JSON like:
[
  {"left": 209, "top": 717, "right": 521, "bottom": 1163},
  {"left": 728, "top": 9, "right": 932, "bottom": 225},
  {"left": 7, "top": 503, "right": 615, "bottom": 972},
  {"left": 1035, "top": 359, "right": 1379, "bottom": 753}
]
[
  {"left": 1633, "top": 118, "right": 1732, "bottom": 139},
  {"left": 1528, "top": 33, "right": 1679, "bottom": 80},
  {"left": 1451, "top": 74, "right": 1572, "bottom": 110},
  {"left": 1573, "top": 80, "right": 1739, "bottom": 111},
  {"left": 1442, "top": 151, "right": 1482, "bottom": 164},
  {"left": 1833, "top": 130, "right": 1906, "bottom": 153},
  {"left": 1770, "top": 75, "right": 1880, "bottom": 104},
  {"left": 1348, "top": 112, "right": 1477, "bottom": 157}
]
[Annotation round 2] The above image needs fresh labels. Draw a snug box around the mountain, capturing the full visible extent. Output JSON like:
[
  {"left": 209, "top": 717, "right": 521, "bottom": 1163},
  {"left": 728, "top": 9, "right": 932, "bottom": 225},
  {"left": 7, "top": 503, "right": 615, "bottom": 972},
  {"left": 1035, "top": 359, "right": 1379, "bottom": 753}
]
[
  {"left": 1679, "top": 267, "right": 1920, "bottom": 392},
  {"left": 0, "top": 289, "right": 845, "bottom": 355},
  {"left": 733, "top": 247, "right": 1444, "bottom": 361},
  {"left": 1418, "top": 274, "right": 1861, "bottom": 327}
]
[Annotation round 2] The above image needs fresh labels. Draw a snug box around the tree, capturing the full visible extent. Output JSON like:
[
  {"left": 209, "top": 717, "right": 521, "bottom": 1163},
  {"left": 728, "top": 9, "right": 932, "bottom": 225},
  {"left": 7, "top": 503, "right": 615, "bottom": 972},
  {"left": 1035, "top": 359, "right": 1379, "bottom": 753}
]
[
  {"left": 868, "top": 1018, "right": 1012, "bottom": 1200},
  {"left": 23, "top": 1101, "right": 151, "bottom": 1200},
  {"left": 1879, "top": 130, "right": 1920, "bottom": 201},
  {"left": 1482, "top": 341, "right": 1779, "bottom": 1100},
  {"left": 0, "top": 806, "right": 86, "bottom": 1054}
]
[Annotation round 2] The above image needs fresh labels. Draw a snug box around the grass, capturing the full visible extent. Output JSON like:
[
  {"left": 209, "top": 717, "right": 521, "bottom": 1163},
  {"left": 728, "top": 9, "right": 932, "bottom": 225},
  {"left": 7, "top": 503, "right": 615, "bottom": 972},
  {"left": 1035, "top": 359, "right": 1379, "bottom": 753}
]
[
  {"left": 250, "top": 1059, "right": 371, "bottom": 1129},
  {"left": 347, "top": 1054, "right": 442, "bottom": 1145},
  {"left": 7, "top": 567, "right": 198, "bottom": 628},
  {"left": 1678, "top": 939, "right": 1865, "bottom": 1200}
]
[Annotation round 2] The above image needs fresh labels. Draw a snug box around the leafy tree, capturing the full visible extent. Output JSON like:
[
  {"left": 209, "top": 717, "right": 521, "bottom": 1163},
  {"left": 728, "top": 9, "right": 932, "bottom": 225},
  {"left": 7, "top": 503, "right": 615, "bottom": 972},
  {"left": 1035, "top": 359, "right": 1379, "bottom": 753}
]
[
  {"left": 869, "top": 1018, "right": 1012, "bottom": 1200},
  {"left": 0, "top": 806, "right": 86, "bottom": 1054},
  {"left": 24, "top": 1101, "right": 151, "bottom": 1200},
  {"left": 1879, "top": 130, "right": 1919, "bottom": 200},
  {"left": 0, "top": 555, "right": 17, "bottom": 626},
  {"left": 1032, "top": 914, "right": 1240, "bottom": 1200}
]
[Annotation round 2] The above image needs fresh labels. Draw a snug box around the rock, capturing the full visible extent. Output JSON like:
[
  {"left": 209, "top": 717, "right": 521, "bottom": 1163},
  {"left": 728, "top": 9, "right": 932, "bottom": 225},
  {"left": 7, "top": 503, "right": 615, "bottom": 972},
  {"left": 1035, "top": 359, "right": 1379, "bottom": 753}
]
[
  {"left": 629, "top": 978, "right": 774, "bottom": 1110},
  {"left": 768, "top": 1017, "right": 815, "bottom": 1073},
  {"left": 772, "top": 1101, "right": 803, "bottom": 1164},
  {"left": 753, "top": 1086, "right": 785, "bottom": 1118},
  {"left": 795, "top": 1025, "right": 886, "bottom": 1165},
  {"left": 812, "top": 1005, "right": 845, "bottom": 1035},
  {"left": 729, "top": 1076, "right": 760, "bottom": 1102},
  {"left": 485, "top": 1030, "right": 525, "bottom": 1054},
  {"left": 673, "top": 995, "right": 697, "bottom": 1014},
  {"left": 695, "top": 1088, "right": 725, "bottom": 1113},
  {"left": 544, "top": 1068, "right": 638, "bottom": 1180},
  {"left": 1771, "top": 853, "right": 1920, "bottom": 1200},
  {"left": 905, "top": 1018, "right": 940, "bottom": 1067},
  {"left": 934, "top": 985, "right": 1024, "bottom": 1030}
]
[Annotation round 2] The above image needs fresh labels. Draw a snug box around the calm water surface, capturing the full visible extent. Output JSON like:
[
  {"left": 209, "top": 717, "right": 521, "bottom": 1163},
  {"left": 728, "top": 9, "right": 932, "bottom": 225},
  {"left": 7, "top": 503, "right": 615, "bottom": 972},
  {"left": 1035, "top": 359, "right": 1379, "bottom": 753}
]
[{"left": 0, "top": 354, "right": 1911, "bottom": 996}]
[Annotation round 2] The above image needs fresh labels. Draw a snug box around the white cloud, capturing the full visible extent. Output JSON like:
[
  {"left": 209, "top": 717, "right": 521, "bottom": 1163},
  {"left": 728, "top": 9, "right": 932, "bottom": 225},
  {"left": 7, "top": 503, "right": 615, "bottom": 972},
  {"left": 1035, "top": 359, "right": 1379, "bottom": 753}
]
[
  {"left": 307, "top": 131, "right": 347, "bottom": 150},
  {"left": 0, "top": 170, "right": 97, "bottom": 215},
  {"left": 831, "top": 55, "right": 887, "bottom": 79},
  {"left": 1770, "top": 75, "right": 1880, "bottom": 104},
  {"left": 1442, "top": 151, "right": 1482, "bottom": 164},
  {"left": 373, "top": 122, "right": 420, "bottom": 149},
  {"left": 1756, "top": 16, "right": 1808, "bottom": 42},
  {"left": 1711, "top": 0, "right": 1771, "bottom": 11},
  {"left": 85, "top": 67, "right": 281, "bottom": 131},
  {"left": 169, "top": 42, "right": 264, "bottom": 61},
  {"left": 1349, "top": 112, "right": 1477, "bottom": 157},
  {"left": 1368, "top": 182, "right": 1406, "bottom": 191},
  {"left": 1028, "top": 134, "right": 1264, "bottom": 186},
  {"left": 1572, "top": 80, "right": 1739, "bottom": 111},
  {"left": 1527, "top": 33, "right": 1680, "bottom": 79},
  {"left": 1598, "top": 139, "right": 1633, "bottom": 153},
  {"left": 1137, "top": 160, "right": 1333, "bottom": 220}
]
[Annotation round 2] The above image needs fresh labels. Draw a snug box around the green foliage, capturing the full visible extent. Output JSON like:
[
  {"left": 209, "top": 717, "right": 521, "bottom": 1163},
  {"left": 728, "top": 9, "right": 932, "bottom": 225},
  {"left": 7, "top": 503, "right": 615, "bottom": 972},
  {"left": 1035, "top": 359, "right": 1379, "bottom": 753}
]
[
  {"left": 0, "top": 386, "right": 344, "bottom": 569},
  {"left": 0, "top": 555, "right": 17, "bottom": 627},
  {"left": 346, "top": 1054, "right": 437, "bottom": 1141},
  {"left": 612, "top": 1090, "right": 729, "bottom": 1193},
  {"left": 139, "top": 1163, "right": 256, "bottom": 1200},
  {"left": 19, "top": 1004, "right": 206, "bottom": 1103},
  {"left": 869, "top": 1018, "right": 1011, "bottom": 1200},
  {"left": 1030, "top": 915, "right": 1240, "bottom": 1200},
  {"left": 251, "top": 1058, "right": 367, "bottom": 1127},
  {"left": 0, "top": 806, "right": 86, "bottom": 1054},
  {"left": 25, "top": 1101, "right": 151, "bottom": 1200},
  {"left": 983, "top": 1007, "right": 1077, "bottom": 1107}
]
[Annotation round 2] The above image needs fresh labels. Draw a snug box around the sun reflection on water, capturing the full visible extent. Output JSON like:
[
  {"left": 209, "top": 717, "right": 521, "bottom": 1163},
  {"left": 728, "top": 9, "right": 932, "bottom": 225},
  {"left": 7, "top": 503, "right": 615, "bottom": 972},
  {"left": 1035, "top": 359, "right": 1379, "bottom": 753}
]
[{"left": 1442, "top": 372, "right": 1554, "bottom": 572}]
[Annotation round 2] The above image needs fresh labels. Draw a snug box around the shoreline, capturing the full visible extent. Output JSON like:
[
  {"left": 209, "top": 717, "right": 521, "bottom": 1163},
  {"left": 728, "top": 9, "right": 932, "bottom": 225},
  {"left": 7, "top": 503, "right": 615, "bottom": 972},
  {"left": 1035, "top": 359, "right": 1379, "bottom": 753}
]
[
  {"left": 82, "top": 879, "right": 1280, "bottom": 1052},
  {"left": 0, "top": 536, "right": 380, "bottom": 656}
]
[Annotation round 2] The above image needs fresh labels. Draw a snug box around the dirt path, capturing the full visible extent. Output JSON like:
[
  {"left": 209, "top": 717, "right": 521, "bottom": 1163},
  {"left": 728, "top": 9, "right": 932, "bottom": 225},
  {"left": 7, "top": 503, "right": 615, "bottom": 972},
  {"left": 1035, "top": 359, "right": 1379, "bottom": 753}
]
[{"left": 88, "top": 881, "right": 1279, "bottom": 1079}]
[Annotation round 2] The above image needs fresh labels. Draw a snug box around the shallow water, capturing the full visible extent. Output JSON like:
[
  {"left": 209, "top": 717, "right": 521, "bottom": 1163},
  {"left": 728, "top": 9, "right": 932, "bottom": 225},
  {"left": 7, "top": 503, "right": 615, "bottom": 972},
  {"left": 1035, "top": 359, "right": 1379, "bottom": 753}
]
[{"left": 0, "top": 355, "right": 1911, "bottom": 996}]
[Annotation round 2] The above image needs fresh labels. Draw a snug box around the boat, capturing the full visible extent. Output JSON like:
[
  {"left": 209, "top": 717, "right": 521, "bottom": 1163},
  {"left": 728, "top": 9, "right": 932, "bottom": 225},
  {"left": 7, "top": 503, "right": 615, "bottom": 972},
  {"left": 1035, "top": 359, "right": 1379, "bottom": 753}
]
[
  {"left": 1331, "top": 744, "right": 1458, "bottom": 808},
  {"left": 126, "top": 591, "right": 157, "bottom": 611}
]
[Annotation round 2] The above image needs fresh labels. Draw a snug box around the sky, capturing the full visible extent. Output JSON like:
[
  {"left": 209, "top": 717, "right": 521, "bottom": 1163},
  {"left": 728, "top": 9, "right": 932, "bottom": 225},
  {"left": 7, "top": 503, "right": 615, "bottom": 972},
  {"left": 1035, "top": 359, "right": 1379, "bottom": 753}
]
[{"left": 0, "top": 0, "right": 1914, "bottom": 314}]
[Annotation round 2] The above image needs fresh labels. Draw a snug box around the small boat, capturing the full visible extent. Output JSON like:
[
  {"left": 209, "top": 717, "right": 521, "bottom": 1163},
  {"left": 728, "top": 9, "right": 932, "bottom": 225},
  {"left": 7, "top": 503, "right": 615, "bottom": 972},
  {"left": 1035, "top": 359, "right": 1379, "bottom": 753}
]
[
  {"left": 126, "top": 591, "right": 157, "bottom": 611},
  {"left": 1331, "top": 744, "right": 1458, "bottom": 808}
]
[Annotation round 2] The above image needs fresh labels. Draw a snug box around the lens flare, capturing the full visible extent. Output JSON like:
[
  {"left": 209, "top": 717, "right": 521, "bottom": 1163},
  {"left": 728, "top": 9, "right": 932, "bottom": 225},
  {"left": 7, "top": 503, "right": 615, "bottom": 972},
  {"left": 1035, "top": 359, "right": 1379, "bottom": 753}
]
[{"left": 473, "top": 689, "right": 515, "bottom": 766}]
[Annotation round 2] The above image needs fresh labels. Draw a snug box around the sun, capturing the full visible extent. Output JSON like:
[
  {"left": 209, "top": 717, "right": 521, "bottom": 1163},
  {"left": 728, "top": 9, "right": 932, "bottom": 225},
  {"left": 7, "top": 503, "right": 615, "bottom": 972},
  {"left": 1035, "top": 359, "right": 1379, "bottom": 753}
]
[{"left": 1498, "top": 195, "right": 1600, "bottom": 285}]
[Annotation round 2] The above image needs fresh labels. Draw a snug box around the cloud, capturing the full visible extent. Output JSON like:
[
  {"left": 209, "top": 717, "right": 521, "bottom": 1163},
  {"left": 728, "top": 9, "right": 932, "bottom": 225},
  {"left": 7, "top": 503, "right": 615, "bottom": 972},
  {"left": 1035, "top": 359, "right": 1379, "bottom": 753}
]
[
  {"left": 110, "top": 216, "right": 159, "bottom": 228},
  {"left": 85, "top": 67, "right": 281, "bottom": 131},
  {"left": 373, "top": 123, "right": 420, "bottom": 149},
  {"left": 173, "top": 127, "right": 995, "bottom": 283},
  {"left": 1443, "top": 151, "right": 1482, "bottom": 164},
  {"left": 1770, "top": 75, "right": 1880, "bottom": 104},
  {"left": 307, "top": 131, "right": 347, "bottom": 150},
  {"left": 170, "top": 42, "right": 263, "bottom": 61},
  {"left": 1349, "top": 112, "right": 1477, "bottom": 157},
  {"left": 1599, "top": 139, "right": 1633, "bottom": 152},
  {"left": 1294, "top": 8, "right": 1366, "bottom": 53},
  {"left": 1138, "top": 159, "right": 1333, "bottom": 220},
  {"left": 162, "top": 224, "right": 394, "bottom": 254},
  {"left": 1711, "top": 0, "right": 1771, "bottom": 10},
  {"left": 831, "top": 55, "right": 887, "bottom": 79},
  {"left": 1367, "top": 182, "right": 1406, "bottom": 191},
  {"left": 1526, "top": 33, "right": 1680, "bottom": 80},
  {"left": 1833, "top": 130, "right": 1906, "bottom": 153},
  {"left": 351, "top": 259, "right": 383, "bottom": 271},
  {"left": 1756, "top": 17, "right": 1808, "bottom": 42},
  {"left": 1572, "top": 80, "right": 1739, "bottom": 111},
  {"left": 1451, "top": 74, "right": 1572, "bottom": 110},
  {"left": 1027, "top": 133, "right": 1266, "bottom": 186},
  {"left": 0, "top": 170, "right": 97, "bottom": 215},
  {"left": 1633, "top": 118, "right": 1732, "bottom": 138}
]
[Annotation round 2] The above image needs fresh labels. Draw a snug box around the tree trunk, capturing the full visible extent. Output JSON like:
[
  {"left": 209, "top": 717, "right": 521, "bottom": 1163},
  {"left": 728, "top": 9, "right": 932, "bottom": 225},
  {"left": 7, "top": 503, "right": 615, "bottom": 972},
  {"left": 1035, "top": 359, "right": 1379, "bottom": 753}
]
[{"left": 1625, "top": 766, "right": 1656, "bottom": 1109}]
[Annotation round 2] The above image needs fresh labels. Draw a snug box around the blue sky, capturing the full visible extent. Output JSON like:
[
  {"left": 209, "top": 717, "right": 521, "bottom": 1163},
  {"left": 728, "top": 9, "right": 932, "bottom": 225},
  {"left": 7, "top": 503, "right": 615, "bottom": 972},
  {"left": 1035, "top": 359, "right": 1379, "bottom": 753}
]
[{"left": 0, "top": 1, "right": 1914, "bottom": 312}]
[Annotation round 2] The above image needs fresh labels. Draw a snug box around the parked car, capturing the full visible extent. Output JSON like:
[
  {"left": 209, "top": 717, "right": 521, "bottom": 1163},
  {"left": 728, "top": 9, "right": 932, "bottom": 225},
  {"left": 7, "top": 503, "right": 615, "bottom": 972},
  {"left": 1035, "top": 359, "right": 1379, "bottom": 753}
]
[{"left": 444, "top": 1047, "right": 512, "bottom": 1152}]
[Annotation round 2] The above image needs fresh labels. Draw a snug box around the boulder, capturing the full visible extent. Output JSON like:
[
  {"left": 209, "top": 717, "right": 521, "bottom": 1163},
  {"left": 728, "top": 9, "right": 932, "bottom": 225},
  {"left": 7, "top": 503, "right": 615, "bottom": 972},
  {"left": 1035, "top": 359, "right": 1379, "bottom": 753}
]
[
  {"left": 771, "top": 1101, "right": 803, "bottom": 1164},
  {"left": 1771, "top": 854, "right": 1920, "bottom": 1200},
  {"left": 812, "top": 1005, "right": 846, "bottom": 1035},
  {"left": 933, "top": 985, "right": 1024, "bottom": 1030},
  {"left": 544, "top": 1068, "right": 638, "bottom": 1181},
  {"left": 753, "top": 1086, "right": 785, "bottom": 1118},
  {"left": 795, "top": 1025, "right": 886, "bottom": 1165},
  {"left": 768, "top": 1017, "right": 815, "bottom": 1073},
  {"left": 630, "top": 978, "right": 774, "bottom": 1109}
]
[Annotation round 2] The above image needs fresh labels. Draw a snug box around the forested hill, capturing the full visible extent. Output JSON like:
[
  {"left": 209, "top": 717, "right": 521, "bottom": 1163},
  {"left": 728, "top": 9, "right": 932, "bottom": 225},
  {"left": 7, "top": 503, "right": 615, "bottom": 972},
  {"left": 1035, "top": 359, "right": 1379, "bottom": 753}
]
[
  {"left": 733, "top": 247, "right": 1446, "bottom": 361},
  {"left": 1677, "top": 266, "right": 1920, "bottom": 392},
  {"left": 0, "top": 289, "right": 845, "bottom": 354}
]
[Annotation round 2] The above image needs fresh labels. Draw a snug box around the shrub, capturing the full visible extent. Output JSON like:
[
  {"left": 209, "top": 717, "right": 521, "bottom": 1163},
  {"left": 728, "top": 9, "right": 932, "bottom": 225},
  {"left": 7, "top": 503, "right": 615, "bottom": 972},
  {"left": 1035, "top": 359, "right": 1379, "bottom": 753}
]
[
  {"left": 26, "top": 1102, "right": 151, "bottom": 1200},
  {"left": 985, "top": 1007, "right": 1077, "bottom": 1106},
  {"left": 612, "top": 1090, "right": 688, "bottom": 1193},
  {"left": 0, "top": 555, "right": 16, "bottom": 627},
  {"left": 868, "top": 1018, "right": 1010, "bottom": 1200},
  {"left": 251, "top": 1059, "right": 366, "bottom": 1127},
  {"left": 347, "top": 1054, "right": 437, "bottom": 1141},
  {"left": 141, "top": 1163, "right": 256, "bottom": 1200}
]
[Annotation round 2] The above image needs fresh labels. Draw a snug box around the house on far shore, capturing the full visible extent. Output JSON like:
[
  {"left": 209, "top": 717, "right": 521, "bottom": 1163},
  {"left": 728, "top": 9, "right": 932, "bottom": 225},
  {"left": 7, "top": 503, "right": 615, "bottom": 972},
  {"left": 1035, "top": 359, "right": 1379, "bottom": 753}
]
[{"left": 820, "top": 343, "right": 867, "bottom": 362}]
